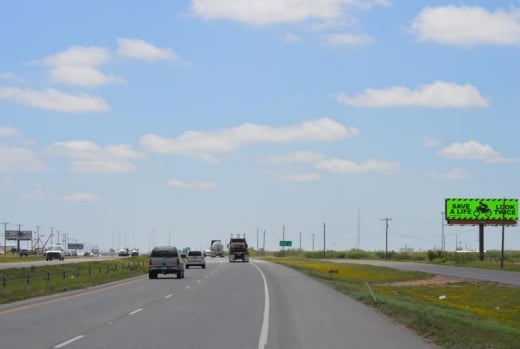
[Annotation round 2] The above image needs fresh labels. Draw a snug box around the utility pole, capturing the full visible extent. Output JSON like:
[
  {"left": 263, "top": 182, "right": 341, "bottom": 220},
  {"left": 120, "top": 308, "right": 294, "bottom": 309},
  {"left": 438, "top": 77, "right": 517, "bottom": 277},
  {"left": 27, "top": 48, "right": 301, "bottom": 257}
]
[
  {"left": 50, "top": 226, "right": 54, "bottom": 245},
  {"left": 17, "top": 224, "right": 22, "bottom": 253},
  {"left": 63, "top": 233, "right": 68, "bottom": 254},
  {"left": 35, "top": 225, "right": 41, "bottom": 250},
  {"left": 441, "top": 212, "right": 446, "bottom": 252},
  {"left": 256, "top": 228, "right": 259, "bottom": 253},
  {"left": 262, "top": 230, "right": 265, "bottom": 256},
  {"left": 323, "top": 222, "right": 326, "bottom": 258},
  {"left": 299, "top": 232, "right": 301, "bottom": 251},
  {"left": 282, "top": 224, "right": 285, "bottom": 257},
  {"left": 312, "top": 233, "right": 314, "bottom": 252},
  {"left": 357, "top": 209, "right": 361, "bottom": 249},
  {"left": 381, "top": 218, "right": 392, "bottom": 259},
  {"left": 2, "top": 222, "right": 8, "bottom": 256}
]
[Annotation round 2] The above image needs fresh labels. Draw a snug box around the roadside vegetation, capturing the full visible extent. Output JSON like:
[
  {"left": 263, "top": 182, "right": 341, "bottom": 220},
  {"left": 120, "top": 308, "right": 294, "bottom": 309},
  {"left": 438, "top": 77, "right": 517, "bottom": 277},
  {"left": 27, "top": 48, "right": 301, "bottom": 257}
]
[
  {"left": 250, "top": 248, "right": 520, "bottom": 271},
  {"left": 265, "top": 257, "right": 520, "bottom": 349},
  {"left": 0, "top": 256, "right": 147, "bottom": 304}
]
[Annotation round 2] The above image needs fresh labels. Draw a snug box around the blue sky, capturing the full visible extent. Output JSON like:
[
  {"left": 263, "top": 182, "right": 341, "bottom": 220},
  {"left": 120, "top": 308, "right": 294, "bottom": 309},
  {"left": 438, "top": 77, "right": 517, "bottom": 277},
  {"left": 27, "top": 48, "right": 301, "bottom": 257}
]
[{"left": 1, "top": 1, "right": 519, "bottom": 253}]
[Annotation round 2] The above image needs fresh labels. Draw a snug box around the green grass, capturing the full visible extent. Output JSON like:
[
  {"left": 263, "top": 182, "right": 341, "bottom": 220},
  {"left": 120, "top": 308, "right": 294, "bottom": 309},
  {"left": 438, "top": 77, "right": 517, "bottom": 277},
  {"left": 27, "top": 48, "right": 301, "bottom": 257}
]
[
  {"left": 0, "top": 257, "right": 147, "bottom": 304},
  {"left": 267, "top": 257, "right": 520, "bottom": 349},
  {"left": 249, "top": 248, "right": 520, "bottom": 271}
]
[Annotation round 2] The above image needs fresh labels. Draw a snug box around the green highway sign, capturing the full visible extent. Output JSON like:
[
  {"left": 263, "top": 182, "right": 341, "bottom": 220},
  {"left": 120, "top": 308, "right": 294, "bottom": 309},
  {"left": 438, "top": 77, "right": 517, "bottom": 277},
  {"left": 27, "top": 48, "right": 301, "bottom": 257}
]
[
  {"left": 279, "top": 240, "right": 292, "bottom": 247},
  {"left": 445, "top": 198, "right": 518, "bottom": 223}
]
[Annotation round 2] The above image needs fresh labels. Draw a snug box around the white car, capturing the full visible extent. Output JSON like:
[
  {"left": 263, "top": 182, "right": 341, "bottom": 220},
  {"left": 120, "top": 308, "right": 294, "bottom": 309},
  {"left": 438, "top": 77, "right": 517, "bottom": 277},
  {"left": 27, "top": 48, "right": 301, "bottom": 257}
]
[
  {"left": 45, "top": 245, "right": 65, "bottom": 261},
  {"left": 186, "top": 250, "right": 206, "bottom": 269}
]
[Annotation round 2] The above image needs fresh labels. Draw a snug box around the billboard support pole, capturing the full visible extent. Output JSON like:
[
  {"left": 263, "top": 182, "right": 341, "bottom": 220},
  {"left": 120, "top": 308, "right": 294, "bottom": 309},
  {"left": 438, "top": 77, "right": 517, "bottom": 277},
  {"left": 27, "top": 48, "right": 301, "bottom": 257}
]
[
  {"left": 501, "top": 197, "right": 505, "bottom": 269},
  {"left": 479, "top": 224, "right": 485, "bottom": 261},
  {"left": 501, "top": 224, "right": 505, "bottom": 268}
]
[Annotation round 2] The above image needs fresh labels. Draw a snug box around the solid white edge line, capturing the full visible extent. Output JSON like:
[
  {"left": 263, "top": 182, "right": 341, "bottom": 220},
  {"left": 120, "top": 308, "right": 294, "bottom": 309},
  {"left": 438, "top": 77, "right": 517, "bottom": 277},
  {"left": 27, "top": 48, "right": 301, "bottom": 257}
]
[
  {"left": 252, "top": 262, "right": 270, "bottom": 349},
  {"left": 54, "top": 335, "right": 85, "bottom": 348}
]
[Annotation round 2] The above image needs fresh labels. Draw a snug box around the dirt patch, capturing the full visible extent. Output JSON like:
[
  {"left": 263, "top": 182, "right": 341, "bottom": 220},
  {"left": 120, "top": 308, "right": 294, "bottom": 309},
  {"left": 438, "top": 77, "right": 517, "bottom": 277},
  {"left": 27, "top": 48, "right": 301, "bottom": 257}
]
[{"left": 385, "top": 274, "right": 467, "bottom": 287}]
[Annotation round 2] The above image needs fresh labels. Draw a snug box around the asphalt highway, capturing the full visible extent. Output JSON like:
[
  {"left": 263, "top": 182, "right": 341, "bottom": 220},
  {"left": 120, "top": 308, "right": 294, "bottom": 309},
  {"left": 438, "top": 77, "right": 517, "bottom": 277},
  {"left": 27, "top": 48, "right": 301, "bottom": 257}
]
[
  {"left": 0, "top": 258, "right": 435, "bottom": 349},
  {"left": 326, "top": 259, "right": 520, "bottom": 286}
]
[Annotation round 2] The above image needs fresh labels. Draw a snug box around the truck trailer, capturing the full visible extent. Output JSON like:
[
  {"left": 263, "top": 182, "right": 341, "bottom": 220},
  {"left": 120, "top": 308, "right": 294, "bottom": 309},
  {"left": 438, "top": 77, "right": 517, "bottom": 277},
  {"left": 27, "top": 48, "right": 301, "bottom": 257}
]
[{"left": 210, "top": 240, "right": 224, "bottom": 257}]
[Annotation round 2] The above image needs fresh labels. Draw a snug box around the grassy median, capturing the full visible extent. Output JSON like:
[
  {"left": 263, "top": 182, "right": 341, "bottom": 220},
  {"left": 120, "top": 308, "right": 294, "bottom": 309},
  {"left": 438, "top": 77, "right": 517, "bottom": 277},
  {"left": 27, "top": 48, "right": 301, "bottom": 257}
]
[
  {"left": 0, "top": 257, "right": 147, "bottom": 304},
  {"left": 267, "top": 257, "right": 520, "bottom": 349}
]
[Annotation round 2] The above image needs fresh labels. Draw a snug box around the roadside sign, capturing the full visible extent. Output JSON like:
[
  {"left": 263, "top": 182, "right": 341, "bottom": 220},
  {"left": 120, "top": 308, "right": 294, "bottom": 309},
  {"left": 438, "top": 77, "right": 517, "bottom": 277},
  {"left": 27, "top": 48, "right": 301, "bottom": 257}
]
[
  {"left": 279, "top": 240, "right": 292, "bottom": 247},
  {"left": 445, "top": 198, "right": 518, "bottom": 225},
  {"left": 5, "top": 230, "right": 32, "bottom": 240}
]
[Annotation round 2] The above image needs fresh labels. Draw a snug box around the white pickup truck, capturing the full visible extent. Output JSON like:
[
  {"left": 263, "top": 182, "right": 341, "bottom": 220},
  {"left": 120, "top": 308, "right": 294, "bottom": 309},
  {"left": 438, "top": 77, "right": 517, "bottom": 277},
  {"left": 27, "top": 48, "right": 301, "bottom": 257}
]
[{"left": 45, "top": 245, "right": 65, "bottom": 261}]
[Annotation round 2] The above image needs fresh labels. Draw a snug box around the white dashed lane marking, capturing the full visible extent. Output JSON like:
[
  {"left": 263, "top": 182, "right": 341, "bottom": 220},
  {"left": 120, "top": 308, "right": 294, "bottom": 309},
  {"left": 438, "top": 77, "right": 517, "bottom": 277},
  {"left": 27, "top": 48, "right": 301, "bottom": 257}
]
[
  {"left": 129, "top": 308, "right": 143, "bottom": 315},
  {"left": 54, "top": 335, "right": 85, "bottom": 348}
]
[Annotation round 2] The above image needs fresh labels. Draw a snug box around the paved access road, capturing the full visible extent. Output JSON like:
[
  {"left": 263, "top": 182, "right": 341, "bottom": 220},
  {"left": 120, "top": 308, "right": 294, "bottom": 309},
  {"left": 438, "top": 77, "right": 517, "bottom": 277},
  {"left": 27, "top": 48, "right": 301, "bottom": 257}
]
[
  {"left": 0, "top": 256, "right": 118, "bottom": 270},
  {"left": 326, "top": 259, "right": 520, "bottom": 287},
  {"left": 0, "top": 259, "right": 435, "bottom": 349}
]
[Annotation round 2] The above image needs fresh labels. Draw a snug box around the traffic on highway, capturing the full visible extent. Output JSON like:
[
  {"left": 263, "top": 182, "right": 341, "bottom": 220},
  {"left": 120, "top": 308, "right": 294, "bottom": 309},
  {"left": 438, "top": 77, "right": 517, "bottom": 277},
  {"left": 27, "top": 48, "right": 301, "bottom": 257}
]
[{"left": 0, "top": 257, "right": 437, "bottom": 349}]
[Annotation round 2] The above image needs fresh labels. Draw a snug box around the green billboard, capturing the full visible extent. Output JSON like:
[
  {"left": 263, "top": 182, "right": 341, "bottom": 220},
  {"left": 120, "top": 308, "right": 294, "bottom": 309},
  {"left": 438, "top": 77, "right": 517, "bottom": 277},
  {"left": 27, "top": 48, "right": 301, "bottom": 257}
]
[
  {"left": 445, "top": 198, "right": 518, "bottom": 222},
  {"left": 279, "top": 240, "right": 292, "bottom": 247}
]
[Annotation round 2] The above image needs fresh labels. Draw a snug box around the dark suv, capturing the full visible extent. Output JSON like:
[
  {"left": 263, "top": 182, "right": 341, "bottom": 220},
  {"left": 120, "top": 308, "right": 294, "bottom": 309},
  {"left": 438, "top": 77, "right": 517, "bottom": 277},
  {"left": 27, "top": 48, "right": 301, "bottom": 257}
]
[{"left": 148, "top": 246, "right": 185, "bottom": 279}]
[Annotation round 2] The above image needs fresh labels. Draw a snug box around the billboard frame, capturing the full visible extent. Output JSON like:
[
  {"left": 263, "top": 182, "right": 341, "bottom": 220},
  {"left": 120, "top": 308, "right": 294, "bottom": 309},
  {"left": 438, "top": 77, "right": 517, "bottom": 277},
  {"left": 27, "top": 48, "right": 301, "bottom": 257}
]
[{"left": 445, "top": 198, "right": 518, "bottom": 226}]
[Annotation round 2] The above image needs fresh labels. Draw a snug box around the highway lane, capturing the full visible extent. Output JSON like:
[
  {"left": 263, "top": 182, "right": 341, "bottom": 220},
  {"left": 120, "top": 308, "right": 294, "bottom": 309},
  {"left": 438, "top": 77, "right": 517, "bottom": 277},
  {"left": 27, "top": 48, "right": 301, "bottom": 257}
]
[
  {"left": 0, "top": 258, "right": 263, "bottom": 349},
  {"left": 0, "top": 258, "right": 435, "bottom": 349},
  {"left": 255, "top": 260, "right": 435, "bottom": 349},
  {"left": 326, "top": 259, "right": 520, "bottom": 286}
]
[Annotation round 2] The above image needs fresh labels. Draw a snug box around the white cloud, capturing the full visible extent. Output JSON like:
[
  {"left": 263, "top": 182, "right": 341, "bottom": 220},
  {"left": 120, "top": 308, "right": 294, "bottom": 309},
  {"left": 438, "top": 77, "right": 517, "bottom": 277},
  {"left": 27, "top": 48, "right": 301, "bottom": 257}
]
[
  {"left": 48, "top": 141, "right": 144, "bottom": 160},
  {"left": 60, "top": 192, "right": 100, "bottom": 202},
  {"left": 0, "top": 145, "right": 46, "bottom": 173},
  {"left": 439, "top": 140, "right": 516, "bottom": 164},
  {"left": 40, "top": 46, "right": 122, "bottom": 87},
  {"left": 323, "top": 33, "right": 374, "bottom": 45},
  {"left": 47, "top": 140, "right": 145, "bottom": 173},
  {"left": 281, "top": 172, "right": 321, "bottom": 182},
  {"left": 316, "top": 158, "right": 400, "bottom": 174},
  {"left": 263, "top": 151, "right": 325, "bottom": 164},
  {"left": 334, "top": 81, "right": 489, "bottom": 108},
  {"left": 0, "top": 87, "right": 110, "bottom": 112},
  {"left": 191, "top": 0, "right": 390, "bottom": 26},
  {"left": 141, "top": 118, "right": 357, "bottom": 162},
  {"left": 425, "top": 168, "right": 470, "bottom": 180},
  {"left": 50, "top": 66, "right": 124, "bottom": 87},
  {"left": 42, "top": 46, "right": 111, "bottom": 67},
  {"left": 117, "top": 38, "right": 179, "bottom": 62},
  {"left": 409, "top": 6, "right": 520, "bottom": 46},
  {"left": 0, "top": 126, "right": 22, "bottom": 138},
  {"left": 70, "top": 160, "right": 135, "bottom": 174},
  {"left": 167, "top": 179, "right": 216, "bottom": 190}
]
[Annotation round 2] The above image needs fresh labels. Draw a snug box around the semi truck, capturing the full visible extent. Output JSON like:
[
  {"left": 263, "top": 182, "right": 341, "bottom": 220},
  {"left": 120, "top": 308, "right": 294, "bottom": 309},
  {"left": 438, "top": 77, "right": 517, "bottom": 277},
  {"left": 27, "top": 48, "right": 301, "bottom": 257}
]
[
  {"left": 228, "top": 235, "right": 249, "bottom": 262},
  {"left": 210, "top": 240, "right": 224, "bottom": 257}
]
